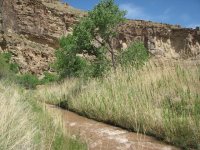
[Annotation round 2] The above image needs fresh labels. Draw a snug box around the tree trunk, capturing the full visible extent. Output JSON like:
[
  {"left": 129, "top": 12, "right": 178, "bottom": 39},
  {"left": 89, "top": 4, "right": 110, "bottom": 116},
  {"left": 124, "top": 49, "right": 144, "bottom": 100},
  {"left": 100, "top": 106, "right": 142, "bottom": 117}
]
[
  {"left": 110, "top": 48, "right": 116, "bottom": 70},
  {"left": 107, "top": 38, "right": 116, "bottom": 70}
]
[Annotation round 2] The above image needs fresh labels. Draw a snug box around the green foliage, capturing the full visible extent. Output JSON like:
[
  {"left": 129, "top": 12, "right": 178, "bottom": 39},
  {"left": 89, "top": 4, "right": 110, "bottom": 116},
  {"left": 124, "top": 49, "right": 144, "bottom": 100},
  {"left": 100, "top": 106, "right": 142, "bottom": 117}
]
[
  {"left": 0, "top": 52, "right": 19, "bottom": 79},
  {"left": 73, "top": 18, "right": 95, "bottom": 54},
  {"left": 1, "top": 52, "right": 12, "bottom": 63},
  {"left": 89, "top": 0, "right": 126, "bottom": 41},
  {"left": 55, "top": 40, "right": 92, "bottom": 78},
  {"left": 119, "top": 42, "right": 149, "bottom": 68},
  {"left": 9, "top": 63, "right": 19, "bottom": 73},
  {"left": 0, "top": 54, "right": 10, "bottom": 78},
  {"left": 55, "top": 0, "right": 126, "bottom": 78},
  {"left": 40, "top": 72, "right": 59, "bottom": 84},
  {"left": 92, "top": 52, "right": 110, "bottom": 77},
  {"left": 17, "top": 74, "right": 39, "bottom": 89}
]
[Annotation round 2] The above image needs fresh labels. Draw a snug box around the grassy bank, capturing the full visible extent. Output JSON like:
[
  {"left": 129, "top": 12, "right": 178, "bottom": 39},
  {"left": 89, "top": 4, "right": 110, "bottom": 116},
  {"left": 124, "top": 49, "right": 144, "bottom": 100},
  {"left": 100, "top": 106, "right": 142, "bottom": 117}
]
[
  {"left": 0, "top": 80, "right": 86, "bottom": 150},
  {"left": 36, "top": 60, "right": 200, "bottom": 149},
  {"left": 0, "top": 82, "right": 36, "bottom": 150}
]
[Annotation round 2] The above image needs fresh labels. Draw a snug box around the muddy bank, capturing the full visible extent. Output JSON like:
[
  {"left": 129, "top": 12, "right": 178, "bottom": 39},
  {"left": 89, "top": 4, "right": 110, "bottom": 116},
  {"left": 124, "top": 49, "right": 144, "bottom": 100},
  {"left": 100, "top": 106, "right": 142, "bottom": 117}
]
[{"left": 46, "top": 104, "right": 179, "bottom": 150}]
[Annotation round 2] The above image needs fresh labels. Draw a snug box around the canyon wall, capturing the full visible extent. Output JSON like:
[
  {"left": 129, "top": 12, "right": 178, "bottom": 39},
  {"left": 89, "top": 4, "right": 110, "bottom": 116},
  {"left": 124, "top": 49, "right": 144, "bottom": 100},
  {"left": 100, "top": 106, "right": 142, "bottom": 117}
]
[
  {"left": 118, "top": 20, "right": 200, "bottom": 59},
  {"left": 0, "top": 0, "right": 84, "bottom": 74},
  {"left": 0, "top": 0, "right": 199, "bottom": 74}
]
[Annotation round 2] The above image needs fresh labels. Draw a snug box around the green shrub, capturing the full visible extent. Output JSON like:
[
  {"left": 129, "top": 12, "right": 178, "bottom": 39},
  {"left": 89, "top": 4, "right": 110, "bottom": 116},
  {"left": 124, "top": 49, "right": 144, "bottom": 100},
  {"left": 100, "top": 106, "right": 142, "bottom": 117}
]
[
  {"left": 0, "top": 55, "right": 10, "bottom": 78},
  {"left": 56, "top": 48, "right": 91, "bottom": 78},
  {"left": 40, "top": 72, "right": 59, "bottom": 84},
  {"left": 91, "top": 54, "right": 110, "bottom": 77},
  {"left": 9, "top": 63, "right": 19, "bottom": 73},
  {"left": 118, "top": 42, "right": 149, "bottom": 68},
  {"left": 0, "top": 52, "right": 19, "bottom": 79},
  {"left": 17, "top": 74, "right": 39, "bottom": 89},
  {"left": 55, "top": 36, "right": 89, "bottom": 78},
  {"left": 1, "top": 52, "right": 12, "bottom": 63}
]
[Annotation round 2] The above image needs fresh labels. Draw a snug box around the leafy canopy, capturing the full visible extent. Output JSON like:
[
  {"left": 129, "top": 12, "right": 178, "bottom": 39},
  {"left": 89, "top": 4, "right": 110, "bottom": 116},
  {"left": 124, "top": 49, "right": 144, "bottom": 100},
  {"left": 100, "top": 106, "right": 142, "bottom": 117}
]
[
  {"left": 89, "top": 0, "right": 126, "bottom": 42},
  {"left": 55, "top": 0, "right": 126, "bottom": 78}
]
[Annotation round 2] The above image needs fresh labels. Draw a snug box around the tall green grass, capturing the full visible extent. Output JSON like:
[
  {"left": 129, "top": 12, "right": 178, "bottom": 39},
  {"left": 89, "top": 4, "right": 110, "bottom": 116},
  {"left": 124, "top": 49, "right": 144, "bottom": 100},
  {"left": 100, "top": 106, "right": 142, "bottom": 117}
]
[
  {"left": 37, "top": 60, "right": 200, "bottom": 149},
  {"left": 0, "top": 80, "right": 86, "bottom": 150}
]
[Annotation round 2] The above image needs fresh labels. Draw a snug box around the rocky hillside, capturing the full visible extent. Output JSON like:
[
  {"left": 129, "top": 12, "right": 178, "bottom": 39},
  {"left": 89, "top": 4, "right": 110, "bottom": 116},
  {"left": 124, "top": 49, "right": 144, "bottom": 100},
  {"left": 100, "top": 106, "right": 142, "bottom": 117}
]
[
  {"left": 0, "top": 0, "right": 200, "bottom": 74},
  {"left": 0, "top": 0, "right": 84, "bottom": 74},
  {"left": 118, "top": 20, "right": 200, "bottom": 59}
]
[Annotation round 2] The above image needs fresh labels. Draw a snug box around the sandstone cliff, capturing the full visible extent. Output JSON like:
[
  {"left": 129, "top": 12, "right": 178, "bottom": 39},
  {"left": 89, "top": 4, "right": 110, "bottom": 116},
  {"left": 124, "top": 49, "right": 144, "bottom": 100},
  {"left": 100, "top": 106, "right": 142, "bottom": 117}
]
[
  {"left": 0, "top": 0, "right": 199, "bottom": 74},
  {"left": 0, "top": 0, "right": 84, "bottom": 74},
  {"left": 118, "top": 20, "right": 200, "bottom": 59}
]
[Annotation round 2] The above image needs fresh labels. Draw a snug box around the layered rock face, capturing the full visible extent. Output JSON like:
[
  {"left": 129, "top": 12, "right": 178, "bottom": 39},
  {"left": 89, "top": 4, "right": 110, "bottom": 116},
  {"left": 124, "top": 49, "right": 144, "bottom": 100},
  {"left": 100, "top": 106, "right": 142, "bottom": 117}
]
[
  {"left": 0, "top": 0, "right": 199, "bottom": 74},
  {"left": 0, "top": 0, "right": 83, "bottom": 74},
  {"left": 118, "top": 20, "right": 200, "bottom": 59}
]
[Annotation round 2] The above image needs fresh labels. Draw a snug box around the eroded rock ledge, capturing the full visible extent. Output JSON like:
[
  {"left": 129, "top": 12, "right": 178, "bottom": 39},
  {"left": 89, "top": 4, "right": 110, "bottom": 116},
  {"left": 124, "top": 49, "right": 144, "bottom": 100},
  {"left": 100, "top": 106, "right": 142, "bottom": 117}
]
[
  {"left": 118, "top": 20, "right": 200, "bottom": 59},
  {"left": 0, "top": 0, "right": 84, "bottom": 74},
  {"left": 0, "top": 0, "right": 199, "bottom": 74}
]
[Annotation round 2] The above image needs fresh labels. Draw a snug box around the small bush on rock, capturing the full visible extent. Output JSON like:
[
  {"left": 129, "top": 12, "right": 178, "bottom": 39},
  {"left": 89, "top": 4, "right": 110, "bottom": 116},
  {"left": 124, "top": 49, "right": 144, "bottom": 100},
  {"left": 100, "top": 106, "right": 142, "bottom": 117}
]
[
  {"left": 17, "top": 73, "right": 39, "bottom": 89},
  {"left": 0, "top": 52, "right": 19, "bottom": 79},
  {"left": 0, "top": 54, "right": 10, "bottom": 79},
  {"left": 118, "top": 42, "right": 149, "bottom": 69}
]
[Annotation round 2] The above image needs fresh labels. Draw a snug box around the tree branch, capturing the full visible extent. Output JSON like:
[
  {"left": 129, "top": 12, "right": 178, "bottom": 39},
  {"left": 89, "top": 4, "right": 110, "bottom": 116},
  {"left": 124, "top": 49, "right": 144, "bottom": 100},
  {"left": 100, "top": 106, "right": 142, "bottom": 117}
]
[
  {"left": 94, "top": 36, "right": 104, "bottom": 46},
  {"left": 94, "top": 36, "right": 113, "bottom": 54}
]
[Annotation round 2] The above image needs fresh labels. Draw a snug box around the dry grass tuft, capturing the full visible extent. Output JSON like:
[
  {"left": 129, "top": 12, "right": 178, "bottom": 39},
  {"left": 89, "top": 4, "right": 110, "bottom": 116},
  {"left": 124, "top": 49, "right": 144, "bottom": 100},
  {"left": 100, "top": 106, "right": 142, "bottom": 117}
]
[
  {"left": 0, "top": 80, "right": 86, "bottom": 150},
  {"left": 0, "top": 82, "right": 36, "bottom": 150}
]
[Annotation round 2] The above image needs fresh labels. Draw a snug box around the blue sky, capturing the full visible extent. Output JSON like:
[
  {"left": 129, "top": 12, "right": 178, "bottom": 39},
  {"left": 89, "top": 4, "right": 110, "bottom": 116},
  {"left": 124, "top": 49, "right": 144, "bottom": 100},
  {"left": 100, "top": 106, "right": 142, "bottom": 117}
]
[{"left": 63, "top": 0, "right": 200, "bottom": 28}]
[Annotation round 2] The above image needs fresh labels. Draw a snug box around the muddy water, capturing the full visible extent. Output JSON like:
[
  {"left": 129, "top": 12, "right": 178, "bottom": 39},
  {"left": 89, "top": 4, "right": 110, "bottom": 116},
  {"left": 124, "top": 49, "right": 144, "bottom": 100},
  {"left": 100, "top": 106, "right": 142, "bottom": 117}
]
[{"left": 46, "top": 105, "right": 179, "bottom": 150}]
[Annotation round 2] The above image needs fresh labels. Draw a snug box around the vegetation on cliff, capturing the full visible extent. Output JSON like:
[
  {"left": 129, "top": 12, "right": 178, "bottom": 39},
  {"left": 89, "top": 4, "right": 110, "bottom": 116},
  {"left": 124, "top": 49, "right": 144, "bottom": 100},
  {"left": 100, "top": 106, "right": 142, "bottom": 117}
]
[{"left": 0, "top": 52, "right": 19, "bottom": 79}]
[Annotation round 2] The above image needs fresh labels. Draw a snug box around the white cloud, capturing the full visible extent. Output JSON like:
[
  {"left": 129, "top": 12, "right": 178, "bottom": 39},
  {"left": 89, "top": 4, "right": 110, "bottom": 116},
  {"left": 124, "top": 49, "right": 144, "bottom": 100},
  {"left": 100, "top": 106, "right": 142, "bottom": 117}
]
[
  {"left": 187, "top": 24, "right": 200, "bottom": 28},
  {"left": 119, "top": 3, "right": 150, "bottom": 20},
  {"left": 119, "top": 3, "right": 198, "bottom": 28}
]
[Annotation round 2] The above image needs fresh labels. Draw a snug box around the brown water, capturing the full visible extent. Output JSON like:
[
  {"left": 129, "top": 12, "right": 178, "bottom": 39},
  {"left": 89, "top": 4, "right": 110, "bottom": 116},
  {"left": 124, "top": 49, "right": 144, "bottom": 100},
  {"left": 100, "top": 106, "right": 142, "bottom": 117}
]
[{"left": 46, "top": 105, "right": 179, "bottom": 150}]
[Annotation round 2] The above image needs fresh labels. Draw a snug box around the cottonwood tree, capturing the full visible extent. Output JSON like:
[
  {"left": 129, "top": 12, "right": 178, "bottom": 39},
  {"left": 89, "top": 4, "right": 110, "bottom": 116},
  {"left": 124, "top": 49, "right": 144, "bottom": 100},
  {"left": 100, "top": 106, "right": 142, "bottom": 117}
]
[
  {"left": 88, "top": 0, "right": 126, "bottom": 69},
  {"left": 56, "top": 0, "right": 126, "bottom": 77}
]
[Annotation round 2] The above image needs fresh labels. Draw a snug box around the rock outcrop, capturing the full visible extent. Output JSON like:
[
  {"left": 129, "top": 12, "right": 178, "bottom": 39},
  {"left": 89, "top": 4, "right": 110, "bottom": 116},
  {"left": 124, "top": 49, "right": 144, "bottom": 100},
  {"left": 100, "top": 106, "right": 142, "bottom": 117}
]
[
  {"left": 0, "top": 0, "right": 84, "bottom": 74},
  {"left": 118, "top": 20, "right": 200, "bottom": 59},
  {"left": 0, "top": 0, "right": 199, "bottom": 74}
]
